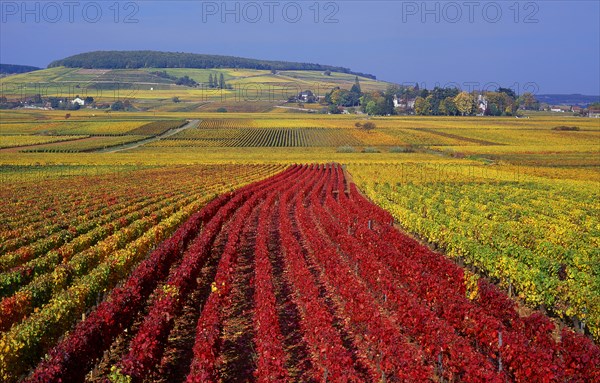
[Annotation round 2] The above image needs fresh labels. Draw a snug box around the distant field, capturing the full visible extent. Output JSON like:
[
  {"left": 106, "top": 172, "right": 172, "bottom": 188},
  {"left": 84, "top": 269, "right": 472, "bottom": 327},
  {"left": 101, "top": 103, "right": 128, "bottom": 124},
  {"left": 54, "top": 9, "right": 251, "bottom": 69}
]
[
  {"left": 137, "top": 116, "right": 600, "bottom": 165},
  {"left": 1, "top": 113, "right": 598, "bottom": 164}
]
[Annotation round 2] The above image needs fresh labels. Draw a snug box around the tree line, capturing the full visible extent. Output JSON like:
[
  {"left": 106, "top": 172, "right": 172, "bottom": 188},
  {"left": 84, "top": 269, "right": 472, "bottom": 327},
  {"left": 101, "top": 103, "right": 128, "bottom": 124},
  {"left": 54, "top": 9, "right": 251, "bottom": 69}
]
[
  {"left": 324, "top": 80, "right": 538, "bottom": 116},
  {"left": 0, "top": 64, "right": 41, "bottom": 75},
  {"left": 207, "top": 73, "right": 231, "bottom": 89}
]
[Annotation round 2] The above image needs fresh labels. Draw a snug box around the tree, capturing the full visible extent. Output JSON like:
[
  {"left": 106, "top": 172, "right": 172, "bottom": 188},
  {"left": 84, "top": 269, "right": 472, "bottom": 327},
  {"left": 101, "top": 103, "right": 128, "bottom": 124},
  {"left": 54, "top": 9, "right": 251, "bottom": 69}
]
[
  {"left": 427, "top": 87, "right": 460, "bottom": 115},
  {"left": 31, "top": 94, "right": 43, "bottom": 105},
  {"left": 357, "top": 91, "right": 386, "bottom": 115},
  {"left": 383, "top": 85, "right": 400, "bottom": 115},
  {"left": 454, "top": 92, "right": 475, "bottom": 116},
  {"left": 208, "top": 73, "right": 214, "bottom": 88},
  {"left": 414, "top": 96, "right": 432, "bottom": 115},
  {"left": 361, "top": 122, "right": 376, "bottom": 132},
  {"left": 498, "top": 87, "right": 517, "bottom": 100},
  {"left": 324, "top": 70, "right": 331, "bottom": 76},
  {"left": 484, "top": 92, "right": 503, "bottom": 116},
  {"left": 219, "top": 73, "right": 225, "bottom": 89},
  {"left": 176, "top": 75, "right": 198, "bottom": 87},
  {"left": 360, "top": 91, "right": 386, "bottom": 115},
  {"left": 485, "top": 91, "right": 516, "bottom": 116},
  {"left": 365, "top": 101, "right": 378, "bottom": 115},
  {"left": 426, "top": 95, "right": 436, "bottom": 114},
  {"left": 329, "top": 88, "right": 344, "bottom": 105},
  {"left": 328, "top": 104, "right": 341, "bottom": 114},
  {"left": 518, "top": 92, "right": 538, "bottom": 110},
  {"left": 111, "top": 101, "right": 124, "bottom": 111},
  {"left": 327, "top": 88, "right": 358, "bottom": 107},
  {"left": 172, "top": 96, "right": 180, "bottom": 103},
  {"left": 439, "top": 97, "right": 457, "bottom": 116},
  {"left": 350, "top": 76, "right": 361, "bottom": 94}
]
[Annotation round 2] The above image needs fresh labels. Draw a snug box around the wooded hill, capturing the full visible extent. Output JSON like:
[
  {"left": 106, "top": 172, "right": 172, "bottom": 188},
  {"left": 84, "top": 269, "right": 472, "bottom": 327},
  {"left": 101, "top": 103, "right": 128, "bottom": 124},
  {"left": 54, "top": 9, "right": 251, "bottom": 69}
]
[
  {"left": 0, "top": 64, "right": 41, "bottom": 75},
  {"left": 48, "top": 51, "right": 376, "bottom": 79}
]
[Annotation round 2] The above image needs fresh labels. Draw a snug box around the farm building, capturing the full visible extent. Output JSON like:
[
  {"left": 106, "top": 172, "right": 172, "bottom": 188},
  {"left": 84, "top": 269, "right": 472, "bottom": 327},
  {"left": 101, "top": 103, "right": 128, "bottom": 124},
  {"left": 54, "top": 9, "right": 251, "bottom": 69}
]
[
  {"left": 71, "top": 97, "right": 85, "bottom": 106},
  {"left": 393, "top": 95, "right": 415, "bottom": 109}
]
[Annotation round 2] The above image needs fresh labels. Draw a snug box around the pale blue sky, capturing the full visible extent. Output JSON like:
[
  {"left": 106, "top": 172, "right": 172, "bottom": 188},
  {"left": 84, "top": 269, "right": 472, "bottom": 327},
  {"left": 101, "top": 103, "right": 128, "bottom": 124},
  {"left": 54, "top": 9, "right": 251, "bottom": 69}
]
[{"left": 1, "top": 1, "right": 598, "bottom": 94}]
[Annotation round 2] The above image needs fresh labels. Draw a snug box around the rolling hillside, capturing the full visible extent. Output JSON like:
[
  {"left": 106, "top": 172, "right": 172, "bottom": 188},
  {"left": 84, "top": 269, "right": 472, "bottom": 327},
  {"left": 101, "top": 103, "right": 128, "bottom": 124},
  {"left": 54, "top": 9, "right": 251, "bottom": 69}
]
[{"left": 0, "top": 66, "right": 390, "bottom": 112}]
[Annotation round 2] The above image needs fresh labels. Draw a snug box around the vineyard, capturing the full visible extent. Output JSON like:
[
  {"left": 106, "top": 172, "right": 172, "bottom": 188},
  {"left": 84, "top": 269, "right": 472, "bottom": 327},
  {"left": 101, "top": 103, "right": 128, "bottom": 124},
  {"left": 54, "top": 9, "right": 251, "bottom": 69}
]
[
  {"left": 0, "top": 120, "right": 187, "bottom": 153},
  {"left": 143, "top": 117, "right": 600, "bottom": 154},
  {"left": 350, "top": 163, "right": 600, "bottom": 339},
  {"left": 0, "top": 12, "right": 598, "bottom": 380},
  {"left": 2, "top": 164, "right": 597, "bottom": 382},
  {"left": 19, "top": 135, "right": 149, "bottom": 153},
  {"left": 0, "top": 121, "right": 149, "bottom": 135},
  {"left": 0, "top": 164, "right": 284, "bottom": 381},
  {"left": 125, "top": 120, "right": 188, "bottom": 136},
  {"left": 148, "top": 118, "right": 409, "bottom": 148},
  {"left": 158, "top": 128, "right": 364, "bottom": 147},
  {"left": 0, "top": 135, "right": 88, "bottom": 149},
  {"left": 0, "top": 111, "right": 599, "bottom": 382}
]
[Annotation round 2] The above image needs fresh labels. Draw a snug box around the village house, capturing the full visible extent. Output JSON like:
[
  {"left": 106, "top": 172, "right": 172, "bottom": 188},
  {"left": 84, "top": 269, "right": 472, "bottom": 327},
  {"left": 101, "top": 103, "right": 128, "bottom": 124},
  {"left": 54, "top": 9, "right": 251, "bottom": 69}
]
[
  {"left": 550, "top": 106, "right": 570, "bottom": 113},
  {"left": 393, "top": 95, "right": 415, "bottom": 109},
  {"left": 589, "top": 106, "right": 600, "bottom": 118},
  {"left": 477, "top": 94, "right": 488, "bottom": 116},
  {"left": 72, "top": 97, "right": 85, "bottom": 106},
  {"left": 297, "top": 90, "right": 317, "bottom": 103}
]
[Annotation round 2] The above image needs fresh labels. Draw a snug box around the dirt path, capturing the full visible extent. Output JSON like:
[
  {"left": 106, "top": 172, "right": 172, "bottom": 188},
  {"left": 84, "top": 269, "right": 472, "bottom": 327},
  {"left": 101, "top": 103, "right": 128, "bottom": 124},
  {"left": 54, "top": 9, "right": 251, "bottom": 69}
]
[{"left": 96, "top": 119, "right": 199, "bottom": 153}]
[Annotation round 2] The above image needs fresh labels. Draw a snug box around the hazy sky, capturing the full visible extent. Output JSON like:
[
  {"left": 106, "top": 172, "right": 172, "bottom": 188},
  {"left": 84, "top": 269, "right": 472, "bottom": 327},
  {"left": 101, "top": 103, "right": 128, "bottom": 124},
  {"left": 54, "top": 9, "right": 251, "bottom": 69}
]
[{"left": 1, "top": 0, "right": 599, "bottom": 94}]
